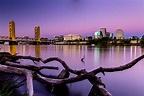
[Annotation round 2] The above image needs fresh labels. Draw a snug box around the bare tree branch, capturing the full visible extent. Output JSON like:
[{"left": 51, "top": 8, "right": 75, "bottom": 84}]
[
  {"left": 4, "top": 61, "right": 59, "bottom": 71},
  {"left": 0, "top": 52, "right": 144, "bottom": 96},
  {"left": 91, "top": 54, "right": 144, "bottom": 75}
]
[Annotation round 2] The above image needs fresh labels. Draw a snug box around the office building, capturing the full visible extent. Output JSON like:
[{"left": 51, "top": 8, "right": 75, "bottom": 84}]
[
  {"left": 94, "top": 28, "right": 113, "bottom": 38},
  {"left": 100, "top": 28, "right": 106, "bottom": 37},
  {"left": 54, "top": 35, "right": 64, "bottom": 42},
  {"left": 94, "top": 31, "right": 103, "bottom": 39},
  {"left": 106, "top": 32, "right": 113, "bottom": 38},
  {"left": 64, "top": 34, "right": 84, "bottom": 41}
]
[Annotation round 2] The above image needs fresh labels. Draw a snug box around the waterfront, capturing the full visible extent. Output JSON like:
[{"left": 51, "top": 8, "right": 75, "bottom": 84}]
[{"left": 1, "top": 45, "right": 144, "bottom": 96}]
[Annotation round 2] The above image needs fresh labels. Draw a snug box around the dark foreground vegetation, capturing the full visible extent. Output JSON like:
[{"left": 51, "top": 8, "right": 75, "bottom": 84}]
[{"left": 86, "top": 37, "right": 144, "bottom": 46}]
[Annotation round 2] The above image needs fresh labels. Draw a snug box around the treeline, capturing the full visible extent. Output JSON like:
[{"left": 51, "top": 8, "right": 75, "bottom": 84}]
[{"left": 86, "top": 36, "right": 144, "bottom": 46}]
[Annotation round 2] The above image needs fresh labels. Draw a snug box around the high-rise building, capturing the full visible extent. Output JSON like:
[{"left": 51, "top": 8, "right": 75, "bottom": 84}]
[
  {"left": 100, "top": 28, "right": 106, "bottom": 37},
  {"left": 115, "top": 29, "right": 124, "bottom": 39},
  {"left": 95, "top": 28, "right": 112, "bottom": 38},
  {"left": 94, "top": 31, "right": 103, "bottom": 39},
  {"left": 34, "top": 26, "right": 40, "bottom": 42},
  {"left": 106, "top": 32, "right": 113, "bottom": 38},
  {"left": 9, "top": 21, "right": 16, "bottom": 41}
]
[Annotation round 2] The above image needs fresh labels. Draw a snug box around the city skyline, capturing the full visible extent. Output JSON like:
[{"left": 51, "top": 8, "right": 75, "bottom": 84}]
[{"left": 0, "top": 0, "right": 144, "bottom": 39}]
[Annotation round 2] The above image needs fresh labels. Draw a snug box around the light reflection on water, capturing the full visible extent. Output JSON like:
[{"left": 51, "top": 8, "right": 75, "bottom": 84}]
[{"left": 1, "top": 45, "right": 144, "bottom": 96}]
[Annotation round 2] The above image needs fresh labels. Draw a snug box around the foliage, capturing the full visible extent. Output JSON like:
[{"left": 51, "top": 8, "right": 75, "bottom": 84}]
[
  {"left": 97, "top": 37, "right": 111, "bottom": 46},
  {"left": 86, "top": 37, "right": 112, "bottom": 47},
  {"left": 140, "top": 35, "right": 144, "bottom": 44},
  {"left": 86, "top": 39, "right": 99, "bottom": 45},
  {"left": 0, "top": 76, "right": 25, "bottom": 96},
  {"left": 87, "top": 36, "right": 93, "bottom": 40},
  {"left": 121, "top": 39, "right": 131, "bottom": 45}
]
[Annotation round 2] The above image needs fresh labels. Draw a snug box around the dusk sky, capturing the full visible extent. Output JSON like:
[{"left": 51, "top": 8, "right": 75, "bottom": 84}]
[{"left": 0, "top": 0, "right": 144, "bottom": 38}]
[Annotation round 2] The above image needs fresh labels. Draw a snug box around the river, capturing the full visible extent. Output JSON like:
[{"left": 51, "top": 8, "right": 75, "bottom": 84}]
[{"left": 0, "top": 45, "right": 144, "bottom": 96}]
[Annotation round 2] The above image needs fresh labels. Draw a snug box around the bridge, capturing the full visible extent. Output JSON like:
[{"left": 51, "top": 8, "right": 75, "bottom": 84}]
[
  {"left": 0, "top": 21, "right": 50, "bottom": 45},
  {"left": 0, "top": 36, "right": 50, "bottom": 45}
]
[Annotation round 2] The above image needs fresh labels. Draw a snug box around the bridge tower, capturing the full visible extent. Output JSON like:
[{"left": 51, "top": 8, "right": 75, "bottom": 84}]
[
  {"left": 9, "top": 21, "right": 16, "bottom": 41},
  {"left": 34, "top": 26, "right": 40, "bottom": 42}
]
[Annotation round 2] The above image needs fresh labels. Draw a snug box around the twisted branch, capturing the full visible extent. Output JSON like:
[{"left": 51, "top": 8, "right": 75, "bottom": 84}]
[{"left": 0, "top": 52, "right": 144, "bottom": 96}]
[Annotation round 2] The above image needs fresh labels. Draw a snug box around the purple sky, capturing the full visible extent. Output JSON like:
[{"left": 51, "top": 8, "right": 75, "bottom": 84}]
[{"left": 0, "top": 0, "right": 144, "bottom": 38}]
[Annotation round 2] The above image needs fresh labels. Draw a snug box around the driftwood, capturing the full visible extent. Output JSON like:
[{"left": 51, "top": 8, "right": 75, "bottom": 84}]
[{"left": 0, "top": 52, "right": 144, "bottom": 96}]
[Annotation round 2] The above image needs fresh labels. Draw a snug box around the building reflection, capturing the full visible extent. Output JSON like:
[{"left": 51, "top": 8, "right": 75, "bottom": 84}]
[
  {"left": 94, "top": 47, "right": 100, "bottom": 64},
  {"left": 140, "top": 47, "right": 144, "bottom": 55},
  {"left": 21, "top": 45, "right": 26, "bottom": 55},
  {"left": 60, "top": 45, "right": 84, "bottom": 60},
  {"left": 18, "top": 45, "right": 30, "bottom": 56},
  {"left": 123, "top": 46, "right": 126, "bottom": 61},
  {"left": 134, "top": 46, "right": 137, "bottom": 58},
  {"left": 130, "top": 46, "right": 137, "bottom": 59},
  {"left": 63, "top": 45, "right": 82, "bottom": 55},
  {"left": 35, "top": 45, "right": 41, "bottom": 58},
  {"left": 10, "top": 45, "right": 16, "bottom": 55}
]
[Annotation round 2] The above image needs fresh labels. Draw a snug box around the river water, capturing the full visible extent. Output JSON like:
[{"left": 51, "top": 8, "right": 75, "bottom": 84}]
[{"left": 1, "top": 45, "right": 144, "bottom": 96}]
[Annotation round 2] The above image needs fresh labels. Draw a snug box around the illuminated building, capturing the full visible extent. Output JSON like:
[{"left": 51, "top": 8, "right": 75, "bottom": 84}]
[
  {"left": 64, "top": 34, "right": 84, "bottom": 41},
  {"left": 106, "top": 32, "right": 113, "bottom": 38},
  {"left": 100, "top": 28, "right": 106, "bottom": 37},
  {"left": 54, "top": 35, "right": 64, "bottom": 42},
  {"left": 34, "top": 26, "right": 40, "bottom": 42},
  {"left": 115, "top": 29, "right": 124, "bottom": 39},
  {"left": 94, "top": 31, "right": 103, "bottom": 39},
  {"left": 9, "top": 21, "right": 16, "bottom": 41},
  {"left": 94, "top": 28, "right": 113, "bottom": 38}
]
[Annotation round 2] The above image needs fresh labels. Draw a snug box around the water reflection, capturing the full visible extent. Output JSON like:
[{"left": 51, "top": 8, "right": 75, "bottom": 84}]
[
  {"left": 87, "top": 46, "right": 144, "bottom": 68},
  {"left": 10, "top": 45, "right": 16, "bottom": 55},
  {"left": 130, "top": 46, "right": 136, "bottom": 59},
  {"left": 140, "top": 47, "right": 144, "bottom": 55},
  {"left": 1, "top": 45, "right": 144, "bottom": 96},
  {"left": 93, "top": 46, "right": 112, "bottom": 67},
  {"left": 62, "top": 45, "right": 85, "bottom": 58},
  {"left": 46, "top": 84, "right": 69, "bottom": 96},
  {"left": 35, "top": 45, "right": 41, "bottom": 58},
  {"left": 94, "top": 47, "right": 100, "bottom": 64},
  {"left": 123, "top": 46, "right": 126, "bottom": 61},
  {"left": 22, "top": 45, "right": 26, "bottom": 55}
]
